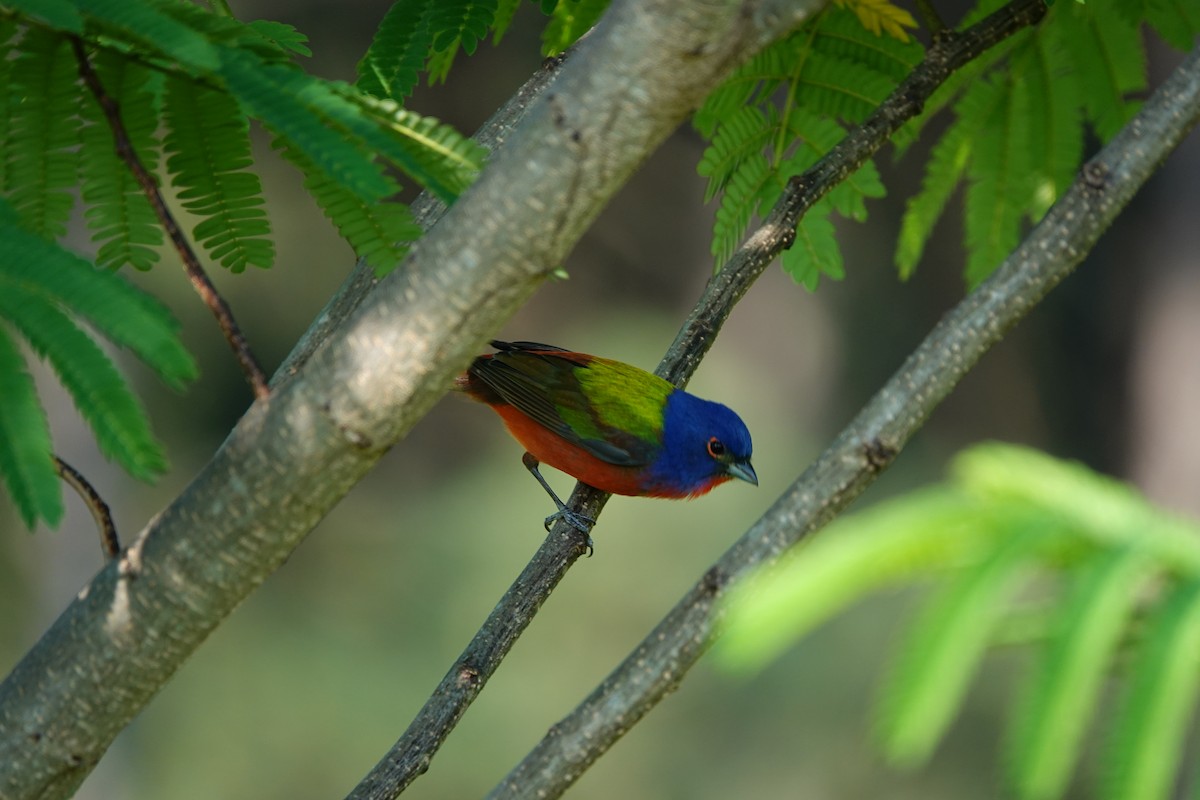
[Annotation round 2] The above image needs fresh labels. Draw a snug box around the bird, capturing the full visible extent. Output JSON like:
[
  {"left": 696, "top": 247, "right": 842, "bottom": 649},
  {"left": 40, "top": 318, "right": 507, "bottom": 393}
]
[{"left": 456, "top": 340, "right": 757, "bottom": 536}]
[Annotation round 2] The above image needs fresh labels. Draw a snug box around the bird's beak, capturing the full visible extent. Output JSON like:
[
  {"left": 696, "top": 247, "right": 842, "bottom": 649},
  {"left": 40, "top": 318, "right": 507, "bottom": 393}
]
[{"left": 726, "top": 459, "right": 758, "bottom": 486}]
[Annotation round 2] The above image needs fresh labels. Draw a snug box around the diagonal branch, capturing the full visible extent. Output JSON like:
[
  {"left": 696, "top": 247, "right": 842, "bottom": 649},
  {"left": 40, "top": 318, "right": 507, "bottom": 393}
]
[
  {"left": 70, "top": 38, "right": 269, "bottom": 400},
  {"left": 488, "top": 41, "right": 1200, "bottom": 800},
  {"left": 347, "top": 2, "right": 1049, "bottom": 798}
]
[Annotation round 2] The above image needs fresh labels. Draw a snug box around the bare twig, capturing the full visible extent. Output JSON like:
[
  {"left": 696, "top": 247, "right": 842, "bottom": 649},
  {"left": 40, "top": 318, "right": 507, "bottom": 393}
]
[
  {"left": 70, "top": 38, "right": 270, "bottom": 400},
  {"left": 53, "top": 456, "right": 119, "bottom": 560},
  {"left": 347, "top": 2, "right": 1048, "bottom": 799},
  {"left": 489, "top": 39, "right": 1200, "bottom": 800},
  {"left": 914, "top": 0, "right": 948, "bottom": 36}
]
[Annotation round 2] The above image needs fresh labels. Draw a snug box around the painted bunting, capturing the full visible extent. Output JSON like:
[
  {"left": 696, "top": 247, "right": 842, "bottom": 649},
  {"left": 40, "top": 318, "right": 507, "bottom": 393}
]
[{"left": 457, "top": 340, "right": 757, "bottom": 533}]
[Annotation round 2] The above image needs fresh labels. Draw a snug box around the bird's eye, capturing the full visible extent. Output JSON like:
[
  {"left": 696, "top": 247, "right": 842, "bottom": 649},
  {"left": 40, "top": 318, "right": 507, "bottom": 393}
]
[{"left": 707, "top": 437, "right": 726, "bottom": 459}]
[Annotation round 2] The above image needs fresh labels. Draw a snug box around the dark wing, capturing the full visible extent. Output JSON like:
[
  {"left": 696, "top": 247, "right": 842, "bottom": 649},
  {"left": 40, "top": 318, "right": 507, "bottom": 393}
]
[{"left": 470, "top": 341, "right": 656, "bottom": 466}]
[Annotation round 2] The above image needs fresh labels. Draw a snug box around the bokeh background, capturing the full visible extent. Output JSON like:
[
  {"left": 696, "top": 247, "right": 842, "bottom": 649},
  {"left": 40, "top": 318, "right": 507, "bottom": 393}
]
[{"left": 2, "top": 3, "right": 1198, "bottom": 798}]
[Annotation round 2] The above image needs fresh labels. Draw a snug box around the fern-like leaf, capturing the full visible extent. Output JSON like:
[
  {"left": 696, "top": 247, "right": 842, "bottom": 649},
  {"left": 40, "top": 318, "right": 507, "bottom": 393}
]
[
  {"left": 221, "top": 50, "right": 397, "bottom": 202},
  {"left": 0, "top": 207, "right": 197, "bottom": 390},
  {"left": 711, "top": 153, "right": 771, "bottom": 269},
  {"left": 275, "top": 138, "right": 421, "bottom": 275},
  {"left": 357, "top": 0, "right": 435, "bottom": 101},
  {"left": 964, "top": 73, "right": 1033, "bottom": 286},
  {"left": 491, "top": 0, "right": 522, "bottom": 43},
  {"left": 0, "top": 324, "right": 60, "bottom": 529},
  {"left": 79, "top": 52, "right": 164, "bottom": 271},
  {"left": 1016, "top": 22, "right": 1083, "bottom": 219},
  {"left": 342, "top": 92, "right": 486, "bottom": 202},
  {"left": 834, "top": 0, "right": 918, "bottom": 42},
  {"left": 782, "top": 200, "right": 843, "bottom": 289},
  {"left": 876, "top": 524, "right": 1040, "bottom": 766},
  {"left": 5, "top": 28, "right": 80, "bottom": 239},
  {"left": 541, "top": 0, "right": 609, "bottom": 55},
  {"left": 1141, "top": 0, "right": 1200, "bottom": 50},
  {"left": 0, "top": 281, "right": 167, "bottom": 480},
  {"left": 697, "top": 106, "right": 776, "bottom": 202},
  {"left": 2, "top": 0, "right": 82, "bottom": 32},
  {"left": 74, "top": 0, "right": 219, "bottom": 72},
  {"left": 426, "top": 0, "right": 498, "bottom": 82},
  {"left": 813, "top": 6, "right": 922, "bottom": 83},
  {"left": 164, "top": 76, "right": 274, "bottom": 272},
  {"left": 1006, "top": 547, "right": 1148, "bottom": 800},
  {"left": 715, "top": 489, "right": 987, "bottom": 673},
  {"left": 1101, "top": 578, "right": 1200, "bottom": 800},
  {"left": 1058, "top": 2, "right": 1145, "bottom": 141}
]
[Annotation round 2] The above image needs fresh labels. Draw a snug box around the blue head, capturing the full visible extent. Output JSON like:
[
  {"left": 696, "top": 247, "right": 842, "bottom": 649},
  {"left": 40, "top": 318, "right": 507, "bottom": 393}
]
[{"left": 643, "top": 390, "right": 757, "bottom": 498}]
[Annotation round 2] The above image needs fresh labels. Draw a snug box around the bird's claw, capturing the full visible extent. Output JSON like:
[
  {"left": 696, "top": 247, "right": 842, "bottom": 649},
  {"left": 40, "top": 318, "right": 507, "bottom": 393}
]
[{"left": 544, "top": 508, "right": 595, "bottom": 557}]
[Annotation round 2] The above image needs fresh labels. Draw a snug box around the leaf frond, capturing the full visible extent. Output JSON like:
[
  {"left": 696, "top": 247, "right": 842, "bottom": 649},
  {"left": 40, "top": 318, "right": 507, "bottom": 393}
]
[
  {"left": 78, "top": 51, "right": 165, "bottom": 271},
  {"left": 0, "top": 324, "right": 60, "bottom": 529},
  {"left": 5, "top": 28, "right": 80, "bottom": 239},
  {"left": 356, "top": 0, "right": 435, "bottom": 101},
  {"left": 164, "top": 76, "right": 274, "bottom": 272}
]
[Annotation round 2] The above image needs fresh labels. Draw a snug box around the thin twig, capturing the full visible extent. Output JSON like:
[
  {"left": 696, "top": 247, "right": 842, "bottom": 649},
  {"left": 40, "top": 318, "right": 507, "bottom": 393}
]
[
  {"left": 346, "top": 2, "right": 1047, "bottom": 799},
  {"left": 914, "top": 0, "right": 948, "bottom": 36},
  {"left": 53, "top": 456, "right": 119, "bottom": 560},
  {"left": 488, "top": 34, "right": 1200, "bottom": 800},
  {"left": 70, "top": 37, "right": 270, "bottom": 400}
]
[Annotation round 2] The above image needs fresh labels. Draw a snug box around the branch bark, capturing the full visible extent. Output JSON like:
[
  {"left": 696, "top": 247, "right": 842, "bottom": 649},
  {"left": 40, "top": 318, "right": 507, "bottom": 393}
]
[
  {"left": 0, "top": 1, "right": 821, "bottom": 798},
  {"left": 488, "top": 42, "right": 1200, "bottom": 800}
]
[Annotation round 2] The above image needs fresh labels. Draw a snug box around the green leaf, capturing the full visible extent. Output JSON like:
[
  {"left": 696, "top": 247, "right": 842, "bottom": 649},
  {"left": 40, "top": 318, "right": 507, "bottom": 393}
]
[
  {"left": 0, "top": 281, "right": 167, "bottom": 480},
  {"left": 876, "top": 525, "right": 1040, "bottom": 766},
  {"left": 711, "top": 153, "right": 771, "bottom": 269},
  {"left": 0, "top": 324, "right": 60, "bottom": 529},
  {"left": 3, "top": 0, "right": 83, "bottom": 32},
  {"left": 73, "top": 0, "right": 220, "bottom": 73},
  {"left": 1102, "top": 578, "right": 1200, "bottom": 800},
  {"left": 0, "top": 208, "right": 198, "bottom": 390},
  {"left": 164, "top": 76, "right": 274, "bottom": 272},
  {"left": 1006, "top": 547, "right": 1148, "bottom": 800},
  {"left": 426, "top": 0, "right": 498, "bottom": 81},
  {"left": 697, "top": 106, "right": 776, "bottom": 202},
  {"left": 964, "top": 73, "right": 1033, "bottom": 286},
  {"left": 1016, "top": 22, "right": 1083, "bottom": 219},
  {"left": 244, "top": 20, "right": 312, "bottom": 57},
  {"left": 344, "top": 94, "right": 486, "bottom": 202},
  {"left": 1058, "top": 1, "right": 1145, "bottom": 141},
  {"left": 491, "top": 0, "right": 522, "bottom": 43},
  {"left": 781, "top": 199, "right": 843, "bottom": 290},
  {"left": 541, "top": 0, "right": 609, "bottom": 55},
  {"left": 220, "top": 49, "right": 397, "bottom": 202},
  {"left": 275, "top": 138, "right": 421, "bottom": 275},
  {"left": 357, "top": 0, "right": 435, "bottom": 100},
  {"left": 78, "top": 53, "right": 164, "bottom": 271},
  {"left": 5, "top": 28, "right": 80, "bottom": 239},
  {"left": 715, "top": 488, "right": 992, "bottom": 674}
]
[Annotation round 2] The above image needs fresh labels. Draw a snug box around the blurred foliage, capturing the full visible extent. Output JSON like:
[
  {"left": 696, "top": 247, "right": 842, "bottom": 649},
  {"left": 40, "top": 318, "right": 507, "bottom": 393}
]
[{"left": 718, "top": 443, "right": 1200, "bottom": 800}]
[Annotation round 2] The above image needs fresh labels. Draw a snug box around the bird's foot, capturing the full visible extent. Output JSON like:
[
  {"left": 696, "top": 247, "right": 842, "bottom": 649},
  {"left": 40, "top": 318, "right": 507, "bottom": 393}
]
[{"left": 543, "top": 508, "right": 595, "bottom": 557}]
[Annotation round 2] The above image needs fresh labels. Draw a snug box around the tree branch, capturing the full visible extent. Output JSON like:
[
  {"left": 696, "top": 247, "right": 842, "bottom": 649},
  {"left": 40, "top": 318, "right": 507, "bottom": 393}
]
[
  {"left": 0, "top": 2, "right": 820, "bottom": 798},
  {"left": 345, "top": 2, "right": 1049, "bottom": 798},
  {"left": 70, "top": 37, "right": 270, "bottom": 400},
  {"left": 488, "top": 42, "right": 1200, "bottom": 800},
  {"left": 53, "top": 456, "right": 118, "bottom": 561}
]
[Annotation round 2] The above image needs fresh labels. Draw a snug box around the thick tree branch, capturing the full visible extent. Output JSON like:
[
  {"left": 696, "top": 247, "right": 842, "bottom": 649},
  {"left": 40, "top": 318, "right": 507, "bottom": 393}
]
[
  {"left": 70, "top": 38, "right": 270, "bottom": 400},
  {"left": 346, "top": 2, "right": 1050, "bottom": 798},
  {"left": 0, "top": 2, "right": 820, "bottom": 798},
  {"left": 488, "top": 43, "right": 1200, "bottom": 800}
]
